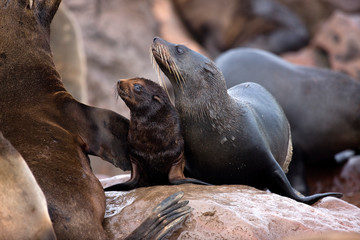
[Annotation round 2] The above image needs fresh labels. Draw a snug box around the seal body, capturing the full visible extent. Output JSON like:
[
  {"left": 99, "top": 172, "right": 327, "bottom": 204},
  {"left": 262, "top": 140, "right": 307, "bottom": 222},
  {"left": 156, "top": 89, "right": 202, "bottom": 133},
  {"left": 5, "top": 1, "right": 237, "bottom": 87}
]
[
  {"left": 105, "top": 78, "right": 208, "bottom": 191},
  {"left": 215, "top": 48, "right": 360, "bottom": 192},
  {"left": 152, "top": 37, "right": 342, "bottom": 204},
  {"left": 0, "top": 132, "right": 56, "bottom": 240},
  {"left": 0, "top": 1, "right": 131, "bottom": 239}
]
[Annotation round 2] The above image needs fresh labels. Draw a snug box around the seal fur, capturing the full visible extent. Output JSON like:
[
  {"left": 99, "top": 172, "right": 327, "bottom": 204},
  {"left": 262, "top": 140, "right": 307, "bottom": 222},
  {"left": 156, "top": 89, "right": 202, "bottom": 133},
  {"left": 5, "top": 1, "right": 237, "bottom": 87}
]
[
  {"left": 105, "top": 77, "right": 209, "bottom": 191},
  {"left": 152, "top": 37, "right": 342, "bottom": 205}
]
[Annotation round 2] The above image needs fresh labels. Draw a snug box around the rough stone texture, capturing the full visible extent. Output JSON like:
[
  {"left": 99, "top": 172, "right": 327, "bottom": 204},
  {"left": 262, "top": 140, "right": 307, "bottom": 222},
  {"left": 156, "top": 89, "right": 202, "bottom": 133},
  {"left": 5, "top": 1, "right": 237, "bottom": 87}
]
[
  {"left": 101, "top": 177, "right": 360, "bottom": 239},
  {"left": 314, "top": 11, "right": 360, "bottom": 80},
  {"left": 283, "top": 11, "right": 360, "bottom": 81}
]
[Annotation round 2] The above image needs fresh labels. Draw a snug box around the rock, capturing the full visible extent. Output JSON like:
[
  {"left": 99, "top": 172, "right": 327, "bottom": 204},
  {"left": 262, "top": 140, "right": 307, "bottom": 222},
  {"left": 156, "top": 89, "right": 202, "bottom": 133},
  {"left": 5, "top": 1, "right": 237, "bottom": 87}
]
[
  {"left": 324, "top": 0, "right": 360, "bottom": 12},
  {"left": 51, "top": 3, "right": 88, "bottom": 103},
  {"left": 102, "top": 178, "right": 360, "bottom": 239},
  {"left": 277, "top": 0, "right": 333, "bottom": 35},
  {"left": 282, "top": 46, "right": 329, "bottom": 67},
  {"left": 307, "top": 155, "right": 360, "bottom": 208},
  {"left": 172, "top": 0, "right": 309, "bottom": 57},
  {"left": 282, "top": 11, "right": 360, "bottom": 81},
  {"left": 313, "top": 11, "right": 360, "bottom": 80}
]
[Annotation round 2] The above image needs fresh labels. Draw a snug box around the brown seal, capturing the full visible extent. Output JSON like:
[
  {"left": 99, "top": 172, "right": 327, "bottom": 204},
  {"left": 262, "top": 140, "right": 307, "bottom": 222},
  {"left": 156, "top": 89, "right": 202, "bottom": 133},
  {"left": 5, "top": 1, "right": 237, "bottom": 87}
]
[
  {"left": 0, "top": 1, "right": 191, "bottom": 239},
  {"left": 0, "top": 132, "right": 56, "bottom": 240},
  {"left": 105, "top": 77, "right": 209, "bottom": 191},
  {"left": 152, "top": 37, "right": 342, "bottom": 205},
  {"left": 215, "top": 48, "right": 360, "bottom": 193}
]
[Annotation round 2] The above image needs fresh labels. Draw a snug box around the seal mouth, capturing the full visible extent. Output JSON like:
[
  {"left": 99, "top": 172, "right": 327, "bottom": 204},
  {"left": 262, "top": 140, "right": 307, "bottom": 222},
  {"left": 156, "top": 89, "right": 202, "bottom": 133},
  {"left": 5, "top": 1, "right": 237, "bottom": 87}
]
[{"left": 151, "top": 38, "right": 185, "bottom": 87}]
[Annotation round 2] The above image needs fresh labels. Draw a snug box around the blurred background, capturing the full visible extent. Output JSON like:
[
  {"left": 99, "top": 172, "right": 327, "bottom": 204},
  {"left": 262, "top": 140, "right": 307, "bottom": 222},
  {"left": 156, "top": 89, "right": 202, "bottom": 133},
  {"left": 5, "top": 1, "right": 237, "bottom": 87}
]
[{"left": 51, "top": 0, "right": 360, "bottom": 206}]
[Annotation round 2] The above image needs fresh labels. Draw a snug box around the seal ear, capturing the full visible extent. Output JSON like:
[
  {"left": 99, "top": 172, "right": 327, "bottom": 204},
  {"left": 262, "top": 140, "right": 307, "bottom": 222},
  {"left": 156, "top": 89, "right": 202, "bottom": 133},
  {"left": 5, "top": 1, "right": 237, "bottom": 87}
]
[
  {"left": 203, "top": 62, "right": 218, "bottom": 76},
  {"left": 153, "top": 95, "right": 163, "bottom": 104},
  {"left": 35, "top": 0, "right": 62, "bottom": 26}
]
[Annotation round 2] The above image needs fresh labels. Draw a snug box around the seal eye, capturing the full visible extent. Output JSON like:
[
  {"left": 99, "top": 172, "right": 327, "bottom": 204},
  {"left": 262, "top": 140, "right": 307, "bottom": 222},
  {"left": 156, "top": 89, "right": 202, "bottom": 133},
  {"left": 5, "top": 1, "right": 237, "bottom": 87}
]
[
  {"left": 133, "top": 84, "right": 142, "bottom": 92},
  {"left": 175, "top": 46, "right": 184, "bottom": 55}
]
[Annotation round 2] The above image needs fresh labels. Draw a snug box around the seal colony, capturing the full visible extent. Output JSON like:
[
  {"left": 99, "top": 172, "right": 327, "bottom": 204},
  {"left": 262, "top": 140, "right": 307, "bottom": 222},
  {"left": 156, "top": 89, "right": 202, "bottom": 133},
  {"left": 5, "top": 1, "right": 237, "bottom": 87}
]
[
  {"left": 215, "top": 48, "right": 360, "bottom": 193},
  {"left": 0, "top": 1, "right": 191, "bottom": 238},
  {"left": 105, "top": 77, "right": 209, "bottom": 191},
  {"left": 152, "top": 37, "right": 342, "bottom": 205}
]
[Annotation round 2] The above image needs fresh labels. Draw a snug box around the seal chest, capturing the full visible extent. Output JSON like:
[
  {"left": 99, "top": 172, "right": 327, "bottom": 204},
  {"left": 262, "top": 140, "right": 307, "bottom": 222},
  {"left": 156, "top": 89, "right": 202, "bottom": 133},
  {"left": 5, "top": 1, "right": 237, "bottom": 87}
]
[{"left": 152, "top": 37, "right": 342, "bottom": 204}]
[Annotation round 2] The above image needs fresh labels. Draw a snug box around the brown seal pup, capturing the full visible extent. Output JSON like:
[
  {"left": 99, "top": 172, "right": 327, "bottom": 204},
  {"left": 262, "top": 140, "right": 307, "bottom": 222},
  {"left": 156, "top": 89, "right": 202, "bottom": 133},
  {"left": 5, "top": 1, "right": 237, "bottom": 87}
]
[
  {"left": 215, "top": 48, "right": 360, "bottom": 193},
  {"left": 152, "top": 37, "right": 342, "bottom": 205},
  {"left": 105, "top": 78, "right": 209, "bottom": 191},
  {"left": 0, "top": 1, "right": 191, "bottom": 239},
  {"left": 0, "top": 132, "right": 56, "bottom": 240}
]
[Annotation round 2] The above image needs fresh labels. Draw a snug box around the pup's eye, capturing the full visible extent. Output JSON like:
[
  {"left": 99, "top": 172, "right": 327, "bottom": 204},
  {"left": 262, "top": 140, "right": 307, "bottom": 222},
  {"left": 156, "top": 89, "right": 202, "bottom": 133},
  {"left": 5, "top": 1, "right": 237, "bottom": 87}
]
[
  {"left": 134, "top": 84, "right": 142, "bottom": 92},
  {"left": 175, "top": 46, "right": 184, "bottom": 55}
]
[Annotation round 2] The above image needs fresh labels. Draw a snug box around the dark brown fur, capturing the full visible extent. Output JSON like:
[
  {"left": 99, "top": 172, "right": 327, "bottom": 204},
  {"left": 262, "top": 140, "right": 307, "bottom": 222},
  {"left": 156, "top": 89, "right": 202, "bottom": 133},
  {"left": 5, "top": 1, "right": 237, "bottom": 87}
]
[
  {"left": 0, "top": 1, "right": 191, "bottom": 239},
  {"left": 105, "top": 78, "right": 208, "bottom": 191}
]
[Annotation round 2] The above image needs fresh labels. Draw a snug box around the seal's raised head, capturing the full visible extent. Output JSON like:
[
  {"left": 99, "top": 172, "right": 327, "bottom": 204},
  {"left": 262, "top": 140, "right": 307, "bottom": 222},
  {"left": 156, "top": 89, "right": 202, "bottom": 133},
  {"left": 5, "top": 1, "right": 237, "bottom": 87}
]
[
  {"left": 152, "top": 37, "right": 228, "bottom": 117},
  {"left": 152, "top": 37, "right": 225, "bottom": 89},
  {"left": 117, "top": 77, "right": 171, "bottom": 111}
]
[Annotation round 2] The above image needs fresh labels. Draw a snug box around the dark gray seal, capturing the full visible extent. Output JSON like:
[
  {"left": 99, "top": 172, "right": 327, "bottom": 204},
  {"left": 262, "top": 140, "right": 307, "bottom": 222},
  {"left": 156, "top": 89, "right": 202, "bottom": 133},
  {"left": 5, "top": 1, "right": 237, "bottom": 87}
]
[
  {"left": 215, "top": 48, "right": 360, "bottom": 193},
  {"left": 152, "top": 37, "right": 342, "bottom": 205},
  {"left": 0, "top": 1, "right": 191, "bottom": 239}
]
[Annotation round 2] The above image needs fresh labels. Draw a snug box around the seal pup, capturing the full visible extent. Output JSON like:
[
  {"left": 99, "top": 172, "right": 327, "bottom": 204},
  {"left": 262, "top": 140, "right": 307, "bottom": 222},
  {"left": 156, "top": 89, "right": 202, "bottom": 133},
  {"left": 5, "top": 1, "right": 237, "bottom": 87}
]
[
  {"left": 215, "top": 48, "right": 360, "bottom": 193},
  {"left": 0, "top": 132, "right": 56, "bottom": 240},
  {"left": 105, "top": 78, "right": 209, "bottom": 191},
  {"left": 152, "top": 37, "right": 342, "bottom": 205},
  {"left": 0, "top": 1, "right": 191, "bottom": 239}
]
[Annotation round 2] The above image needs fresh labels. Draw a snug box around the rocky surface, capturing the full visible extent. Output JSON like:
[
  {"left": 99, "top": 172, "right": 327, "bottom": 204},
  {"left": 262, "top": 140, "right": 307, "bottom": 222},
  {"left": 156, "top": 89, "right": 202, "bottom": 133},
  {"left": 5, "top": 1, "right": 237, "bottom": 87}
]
[
  {"left": 283, "top": 11, "right": 360, "bottom": 80},
  {"left": 101, "top": 178, "right": 360, "bottom": 239}
]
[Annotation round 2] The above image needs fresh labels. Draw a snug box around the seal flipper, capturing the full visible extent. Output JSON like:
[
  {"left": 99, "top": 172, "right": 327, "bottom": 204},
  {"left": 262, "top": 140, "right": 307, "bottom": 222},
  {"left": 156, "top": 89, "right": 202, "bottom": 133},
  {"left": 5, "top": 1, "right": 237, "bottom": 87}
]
[
  {"left": 64, "top": 100, "right": 131, "bottom": 171},
  {"left": 267, "top": 164, "right": 342, "bottom": 205},
  {"left": 104, "top": 162, "right": 141, "bottom": 191},
  {"left": 124, "top": 191, "right": 192, "bottom": 240},
  {"left": 168, "top": 158, "right": 211, "bottom": 186}
]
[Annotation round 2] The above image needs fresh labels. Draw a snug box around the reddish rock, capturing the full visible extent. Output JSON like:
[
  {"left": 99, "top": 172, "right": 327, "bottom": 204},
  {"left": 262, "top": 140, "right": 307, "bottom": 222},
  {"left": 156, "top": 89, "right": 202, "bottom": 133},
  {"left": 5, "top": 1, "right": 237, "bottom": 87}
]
[
  {"left": 282, "top": 46, "right": 329, "bottom": 68},
  {"left": 102, "top": 179, "right": 360, "bottom": 239},
  {"left": 313, "top": 11, "right": 360, "bottom": 80}
]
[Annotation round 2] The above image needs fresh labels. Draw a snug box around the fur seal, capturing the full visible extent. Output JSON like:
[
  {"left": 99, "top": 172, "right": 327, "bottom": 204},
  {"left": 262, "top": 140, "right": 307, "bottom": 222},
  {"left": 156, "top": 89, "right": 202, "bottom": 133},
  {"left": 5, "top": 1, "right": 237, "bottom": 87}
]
[
  {"left": 0, "top": 132, "right": 56, "bottom": 240},
  {"left": 152, "top": 37, "right": 342, "bottom": 204},
  {"left": 105, "top": 77, "right": 209, "bottom": 191},
  {"left": 215, "top": 48, "right": 360, "bottom": 193},
  {"left": 0, "top": 1, "right": 191, "bottom": 239}
]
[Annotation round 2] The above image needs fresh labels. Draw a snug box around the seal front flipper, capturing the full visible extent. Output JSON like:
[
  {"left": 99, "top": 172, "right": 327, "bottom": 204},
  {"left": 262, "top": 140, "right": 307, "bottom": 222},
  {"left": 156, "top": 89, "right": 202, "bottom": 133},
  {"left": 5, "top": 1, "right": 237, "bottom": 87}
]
[
  {"left": 104, "top": 162, "right": 141, "bottom": 191},
  {"left": 168, "top": 160, "right": 211, "bottom": 186},
  {"left": 268, "top": 166, "right": 342, "bottom": 205},
  {"left": 63, "top": 100, "right": 131, "bottom": 171},
  {"left": 124, "top": 191, "right": 192, "bottom": 240}
]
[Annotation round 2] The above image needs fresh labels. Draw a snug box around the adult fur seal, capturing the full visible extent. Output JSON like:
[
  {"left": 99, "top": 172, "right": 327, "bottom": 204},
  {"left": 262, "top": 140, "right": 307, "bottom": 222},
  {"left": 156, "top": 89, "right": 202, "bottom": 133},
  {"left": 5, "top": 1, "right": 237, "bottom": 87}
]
[
  {"left": 215, "top": 48, "right": 360, "bottom": 193},
  {"left": 0, "top": 132, "right": 56, "bottom": 240},
  {"left": 152, "top": 37, "right": 342, "bottom": 205},
  {"left": 0, "top": 1, "right": 191, "bottom": 239},
  {"left": 105, "top": 78, "right": 208, "bottom": 191}
]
